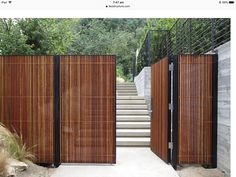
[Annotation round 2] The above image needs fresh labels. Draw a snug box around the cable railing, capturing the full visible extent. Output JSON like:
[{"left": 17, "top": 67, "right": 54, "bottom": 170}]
[{"left": 133, "top": 18, "right": 230, "bottom": 78}]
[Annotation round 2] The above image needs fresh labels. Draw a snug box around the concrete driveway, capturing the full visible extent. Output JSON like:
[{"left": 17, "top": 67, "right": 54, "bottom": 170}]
[{"left": 50, "top": 148, "right": 179, "bottom": 177}]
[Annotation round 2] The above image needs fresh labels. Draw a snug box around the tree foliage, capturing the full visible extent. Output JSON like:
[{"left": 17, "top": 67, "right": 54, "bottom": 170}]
[
  {"left": 69, "top": 19, "right": 146, "bottom": 79},
  {"left": 0, "top": 19, "right": 33, "bottom": 55},
  {"left": 0, "top": 18, "right": 177, "bottom": 80},
  {"left": 0, "top": 18, "right": 76, "bottom": 55}
]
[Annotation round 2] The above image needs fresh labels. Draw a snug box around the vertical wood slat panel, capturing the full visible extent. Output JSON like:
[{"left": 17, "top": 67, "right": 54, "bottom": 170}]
[
  {"left": 60, "top": 56, "right": 116, "bottom": 163},
  {"left": 151, "top": 57, "right": 169, "bottom": 162},
  {"left": 178, "top": 54, "right": 214, "bottom": 165},
  {"left": 0, "top": 56, "right": 55, "bottom": 163}
]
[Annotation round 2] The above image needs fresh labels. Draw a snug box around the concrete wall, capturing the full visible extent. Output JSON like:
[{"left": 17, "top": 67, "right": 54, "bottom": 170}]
[
  {"left": 215, "top": 42, "right": 230, "bottom": 176},
  {"left": 134, "top": 67, "right": 151, "bottom": 110}
]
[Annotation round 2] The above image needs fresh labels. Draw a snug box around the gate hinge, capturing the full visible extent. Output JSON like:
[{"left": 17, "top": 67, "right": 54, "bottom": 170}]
[
  {"left": 169, "top": 103, "right": 173, "bottom": 110},
  {"left": 168, "top": 142, "right": 173, "bottom": 149},
  {"left": 169, "top": 63, "right": 174, "bottom": 71}
]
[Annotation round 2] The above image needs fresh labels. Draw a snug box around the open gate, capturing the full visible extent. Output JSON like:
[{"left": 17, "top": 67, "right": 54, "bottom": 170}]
[
  {"left": 0, "top": 55, "right": 116, "bottom": 166},
  {"left": 151, "top": 57, "right": 169, "bottom": 162},
  {"left": 151, "top": 54, "right": 218, "bottom": 169}
]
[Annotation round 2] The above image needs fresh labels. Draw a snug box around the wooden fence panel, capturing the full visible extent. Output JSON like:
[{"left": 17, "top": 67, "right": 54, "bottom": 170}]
[
  {"left": 60, "top": 56, "right": 116, "bottom": 163},
  {"left": 151, "top": 57, "right": 169, "bottom": 162},
  {"left": 0, "top": 56, "right": 55, "bottom": 163},
  {"left": 178, "top": 54, "right": 215, "bottom": 165}
]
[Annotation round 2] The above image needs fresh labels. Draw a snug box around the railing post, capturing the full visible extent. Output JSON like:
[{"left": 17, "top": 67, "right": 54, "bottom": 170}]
[
  {"left": 132, "top": 56, "right": 137, "bottom": 81},
  {"left": 189, "top": 19, "right": 192, "bottom": 54},
  {"left": 146, "top": 31, "right": 151, "bottom": 66},
  {"left": 211, "top": 18, "right": 216, "bottom": 53},
  {"left": 181, "top": 18, "right": 186, "bottom": 53},
  {"left": 166, "top": 31, "right": 171, "bottom": 56},
  {"left": 175, "top": 21, "right": 179, "bottom": 55}
]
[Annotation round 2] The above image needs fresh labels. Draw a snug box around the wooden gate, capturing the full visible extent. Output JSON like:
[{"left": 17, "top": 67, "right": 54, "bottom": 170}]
[
  {"left": 151, "top": 57, "right": 169, "bottom": 162},
  {"left": 151, "top": 54, "right": 217, "bottom": 168},
  {"left": 0, "top": 55, "right": 116, "bottom": 166},
  {"left": 60, "top": 56, "right": 116, "bottom": 163}
]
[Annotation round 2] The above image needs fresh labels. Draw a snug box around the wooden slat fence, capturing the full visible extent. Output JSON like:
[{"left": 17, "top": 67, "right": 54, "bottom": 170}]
[
  {"left": 0, "top": 55, "right": 116, "bottom": 165},
  {"left": 177, "top": 54, "right": 215, "bottom": 165},
  {"left": 0, "top": 56, "right": 55, "bottom": 163}
]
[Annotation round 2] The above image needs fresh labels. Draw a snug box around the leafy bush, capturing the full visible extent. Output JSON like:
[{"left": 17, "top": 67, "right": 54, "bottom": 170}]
[{"left": 116, "top": 65, "right": 132, "bottom": 81}]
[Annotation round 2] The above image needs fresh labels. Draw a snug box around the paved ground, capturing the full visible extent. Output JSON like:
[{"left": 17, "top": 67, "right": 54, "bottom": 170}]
[
  {"left": 177, "top": 165, "right": 227, "bottom": 177},
  {"left": 17, "top": 163, "right": 53, "bottom": 177},
  {"left": 16, "top": 148, "right": 227, "bottom": 177},
  {"left": 50, "top": 148, "right": 179, "bottom": 177}
]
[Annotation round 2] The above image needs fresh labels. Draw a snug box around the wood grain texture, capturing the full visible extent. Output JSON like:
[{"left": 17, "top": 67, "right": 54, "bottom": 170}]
[
  {"left": 151, "top": 57, "right": 169, "bottom": 162},
  {"left": 178, "top": 54, "right": 213, "bottom": 165},
  {"left": 0, "top": 56, "right": 54, "bottom": 163},
  {"left": 60, "top": 56, "right": 116, "bottom": 163}
]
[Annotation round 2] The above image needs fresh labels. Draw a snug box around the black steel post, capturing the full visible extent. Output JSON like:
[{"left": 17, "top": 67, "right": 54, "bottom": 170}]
[
  {"left": 211, "top": 54, "right": 218, "bottom": 168},
  {"left": 54, "top": 56, "right": 61, "bottom": 167},
  {"left": 171, "top": 55, "right": 179, "bottom": 169},
  {"left": 167, "top": 57, "right": 172, "bottom": 163}
]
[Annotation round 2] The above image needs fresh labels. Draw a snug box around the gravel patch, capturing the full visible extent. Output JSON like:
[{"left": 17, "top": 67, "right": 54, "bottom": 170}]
[
  {"left": 17, "top": 163, "right": 55, "bottom": 177},
  {"left": 177, "top": 165, "right": 227, "bottom": 177}
]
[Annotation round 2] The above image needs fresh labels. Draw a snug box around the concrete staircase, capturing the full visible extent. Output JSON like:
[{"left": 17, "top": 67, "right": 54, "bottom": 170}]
[{"left": 116, "top": 83, "right": 150, "bottom": 147}]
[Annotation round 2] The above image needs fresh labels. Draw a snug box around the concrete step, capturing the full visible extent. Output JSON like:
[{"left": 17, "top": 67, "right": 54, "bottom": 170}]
[
  {"left": 117, "top": 85, "right": 135, "bottom": 88},
  {"left": 117, "top": 115, "right": 150, "bottom": 122},
  {"left": 116, "top": 137, "right": 150, "bottom": 147},
  {"left": 117, "top": 110, "right": 149, "bottom": 115},
  {"left": 117, "top": 93, "right": 138, "bottom": 96},
  {"left": 116, "top": 86, "right": 136, "bottom": 90},
  {"left": 117, "top": 83, "right": 135, "bottom": 86},
  {"left": 117, "top": 122, "right": 150, "bottom": 129},
  {"left": 117, "top": 105, "right": 148, "bottom": 110},
  {"left": 117, "top": 96, "right": 144, "bottom": 100},
  {"left": 117, "top": 90, "right": 137, "bottom": 93},
  {"left": 116, "top": 100, "right": 146, "bottom": 105},
  {"left": 117, "top": 129, "right": 150, "bottom": 137}
]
